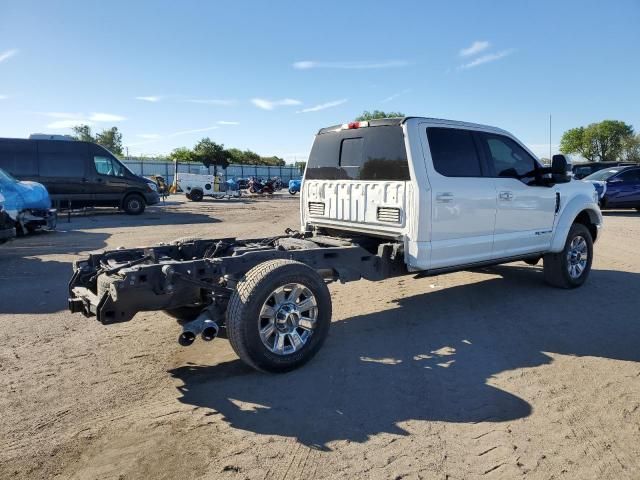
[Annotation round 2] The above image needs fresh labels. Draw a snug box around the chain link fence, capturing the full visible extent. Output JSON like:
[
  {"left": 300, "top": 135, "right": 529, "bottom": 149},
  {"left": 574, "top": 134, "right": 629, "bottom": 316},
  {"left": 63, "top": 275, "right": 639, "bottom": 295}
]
[{"left": 122, "top": 159, "right": 303, "bottom": 186}]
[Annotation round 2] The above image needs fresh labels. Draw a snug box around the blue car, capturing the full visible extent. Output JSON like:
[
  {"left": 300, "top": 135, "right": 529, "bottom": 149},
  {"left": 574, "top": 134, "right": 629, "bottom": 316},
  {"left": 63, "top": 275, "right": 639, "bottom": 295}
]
[
  {"left": 288, "top": 179, "right": 302, "bottom": 195},
  {"left": 0, "top": 167, "right": 56, "bottom": 234},
  {"left": 584, "top": 165, "right": 640, "bottom": 211}
]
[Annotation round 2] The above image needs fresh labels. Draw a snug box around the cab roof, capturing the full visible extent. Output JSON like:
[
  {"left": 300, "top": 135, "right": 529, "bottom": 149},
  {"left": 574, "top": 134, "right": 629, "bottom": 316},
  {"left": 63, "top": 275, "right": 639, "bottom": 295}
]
[{"left": 317, "top": 116, "right": 510, "bottom": 136}]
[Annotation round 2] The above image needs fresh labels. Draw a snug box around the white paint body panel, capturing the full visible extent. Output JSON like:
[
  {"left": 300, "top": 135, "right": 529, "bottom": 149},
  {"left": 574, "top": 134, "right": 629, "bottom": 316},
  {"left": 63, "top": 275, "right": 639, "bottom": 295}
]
[{"left": 301, "top": 117, "right": 602, "bottom": 272}]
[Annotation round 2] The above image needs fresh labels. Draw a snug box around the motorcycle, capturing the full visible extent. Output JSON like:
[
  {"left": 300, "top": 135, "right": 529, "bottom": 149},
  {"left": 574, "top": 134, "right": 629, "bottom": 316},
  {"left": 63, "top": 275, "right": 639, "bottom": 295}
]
[{"left": 248, "top": 177, "right": 275, "bottom": 194}]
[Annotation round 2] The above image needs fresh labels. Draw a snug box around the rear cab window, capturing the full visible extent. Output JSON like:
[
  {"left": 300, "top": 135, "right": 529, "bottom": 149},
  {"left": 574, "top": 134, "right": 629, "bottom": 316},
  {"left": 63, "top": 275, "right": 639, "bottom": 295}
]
[
  {"left": 306, "top": 124, "right": 409, "bottom": 181},
  {"left": 426, "top": 127, "right": 483, "bottom": 177}
]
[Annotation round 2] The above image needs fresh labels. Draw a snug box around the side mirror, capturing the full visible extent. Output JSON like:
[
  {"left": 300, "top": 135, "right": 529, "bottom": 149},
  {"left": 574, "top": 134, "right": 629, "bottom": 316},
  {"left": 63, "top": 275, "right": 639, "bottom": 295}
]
[{"left": 551, "top": 154, "right": 572, "bottom": 183}]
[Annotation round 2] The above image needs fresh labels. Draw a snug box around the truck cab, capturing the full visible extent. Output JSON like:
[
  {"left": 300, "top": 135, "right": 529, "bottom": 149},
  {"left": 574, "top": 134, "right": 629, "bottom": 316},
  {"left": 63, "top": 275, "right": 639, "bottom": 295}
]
[{"left": 302, "top": 117, "right": 602, "bottom": 274}]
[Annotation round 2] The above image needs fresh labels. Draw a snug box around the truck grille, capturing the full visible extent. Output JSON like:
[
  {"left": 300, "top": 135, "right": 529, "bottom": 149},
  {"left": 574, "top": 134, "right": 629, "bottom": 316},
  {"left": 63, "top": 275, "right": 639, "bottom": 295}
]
[
  {"left": 308, "top": 202, "right": 325, "bottom": 216},
  {"left": 377, "top": 207, "right": 401, "bottom": 223}
]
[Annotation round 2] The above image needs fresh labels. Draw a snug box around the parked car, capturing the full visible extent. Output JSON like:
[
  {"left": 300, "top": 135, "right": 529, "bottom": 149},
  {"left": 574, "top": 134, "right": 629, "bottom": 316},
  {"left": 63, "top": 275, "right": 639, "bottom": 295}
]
[
  {"left": 0, "top": 137, "right": 160, "bottom": 214},
  {"left": 236, "top": 178, "right": 250, "bottom": 190},
  {"left": 0, "top": 167, "right": 56, "bottom": 234},
  {"left": 0, "top": 192, "right": 17, "bottom": 243},
  {"left": 583, "top": 165, "right": 640, "bottom": 210},
  {"left": 69, "top": 117, "right": 602, "bottom": 373},
  {"left": 572, "top": 161, "right": 634, "bottom": 179},
  {"left": 288, "top": 179, "right": 301, "bottom": 194}
]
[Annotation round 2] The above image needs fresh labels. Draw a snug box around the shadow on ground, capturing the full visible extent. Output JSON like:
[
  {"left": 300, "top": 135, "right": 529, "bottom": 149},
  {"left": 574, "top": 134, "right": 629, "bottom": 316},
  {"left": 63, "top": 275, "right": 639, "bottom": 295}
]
[
  {"left": 170, "top": 265, "right": 640, "bottom": 449},
  {"left": 601, "top": 210, "right": 640, "bottom": 217}
]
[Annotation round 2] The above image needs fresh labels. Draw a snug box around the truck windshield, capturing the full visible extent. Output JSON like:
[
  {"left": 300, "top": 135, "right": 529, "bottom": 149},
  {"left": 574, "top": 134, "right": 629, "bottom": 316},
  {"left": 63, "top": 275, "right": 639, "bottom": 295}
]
[
  {"left": 584, "top": 168, "right": 621, "bottom": 181},
  {"left": 306, "top": 125, "right": 409, "bottom": 181}
]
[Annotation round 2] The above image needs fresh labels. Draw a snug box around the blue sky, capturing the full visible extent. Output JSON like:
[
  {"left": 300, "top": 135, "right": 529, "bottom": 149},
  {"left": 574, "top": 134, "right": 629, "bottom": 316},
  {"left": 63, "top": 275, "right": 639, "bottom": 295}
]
[{"left": 1, "top": 0, "right": 638, "bottom": 162}]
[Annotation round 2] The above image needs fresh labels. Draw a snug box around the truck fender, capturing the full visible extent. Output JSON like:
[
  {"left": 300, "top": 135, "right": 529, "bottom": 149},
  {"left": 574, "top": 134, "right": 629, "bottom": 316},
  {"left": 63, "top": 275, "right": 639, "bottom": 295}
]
[{"left": 549, "top": 195, "right": 602, "bottom": 253}]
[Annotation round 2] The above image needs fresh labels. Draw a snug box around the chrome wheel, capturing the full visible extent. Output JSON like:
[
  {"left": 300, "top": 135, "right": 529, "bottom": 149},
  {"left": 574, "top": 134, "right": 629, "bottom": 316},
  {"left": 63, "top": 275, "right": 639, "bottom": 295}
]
[
  {"left": 567, "top": 235, "right": 588, "bottom": 279},
  {"left": 258, "top": 283, "right": 318, "bottom": 355}
]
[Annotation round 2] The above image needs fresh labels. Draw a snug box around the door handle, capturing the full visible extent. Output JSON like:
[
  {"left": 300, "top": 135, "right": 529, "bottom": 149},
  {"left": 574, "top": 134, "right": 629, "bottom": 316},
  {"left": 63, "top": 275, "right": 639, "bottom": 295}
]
[
  {"left": 436, "top": 193, "right": 454, "bottom": 203},
  {"left": 499, "top": 191, "right": 513, "bottom": 200}
]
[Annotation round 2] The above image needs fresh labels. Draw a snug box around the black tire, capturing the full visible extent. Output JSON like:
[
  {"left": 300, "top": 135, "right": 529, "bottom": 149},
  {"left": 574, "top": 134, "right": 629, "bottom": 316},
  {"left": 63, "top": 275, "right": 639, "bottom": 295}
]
[
  {"left": 189, "top": 189, "right": 204, "bottom": 202},
  {"left": 123, "top": 193, "right": 145, "bottom": 215},
  {"left": 543, "top": 223, "right": 593, "bottom": 288},
  {"left": 226, "top": 259, "right": 332, "bottom": 373},
  {"left": 288, "top": 188, "right": 297, "bottom": 195}
]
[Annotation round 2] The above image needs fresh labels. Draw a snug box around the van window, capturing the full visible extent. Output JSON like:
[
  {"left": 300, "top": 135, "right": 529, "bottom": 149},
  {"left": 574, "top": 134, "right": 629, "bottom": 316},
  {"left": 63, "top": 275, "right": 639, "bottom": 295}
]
[
  {"left": 38, "top": 140, "right": 87, "bottom": 177},
  {"left": 94, "top": 156, "right": 125, "bottom": 177},
  {"left": 0, "top": 140, "right": 38, "bottom": 176},
  {"left": 306, "top": 125, "right": 409, "bottom": 181},
  {"left": 427, "top": 128, "right": 482, "bottom": 177},
  {"left": 479, "top": 133, "right": 537, "bottom": 178}
]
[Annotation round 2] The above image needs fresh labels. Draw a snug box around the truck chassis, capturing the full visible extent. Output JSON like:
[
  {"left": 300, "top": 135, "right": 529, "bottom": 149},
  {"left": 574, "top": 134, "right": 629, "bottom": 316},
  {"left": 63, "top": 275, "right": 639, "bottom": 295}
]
[{"left": 68, "top": 231, "right": 405, "bottom": 371}]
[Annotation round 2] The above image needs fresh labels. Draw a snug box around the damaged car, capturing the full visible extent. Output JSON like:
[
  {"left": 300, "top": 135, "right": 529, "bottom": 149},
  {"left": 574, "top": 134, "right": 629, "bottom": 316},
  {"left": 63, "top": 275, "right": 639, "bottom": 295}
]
[
  {"left": 0, "top": 192, "right": 17, "bottom": 243},
  {"left": 0, "top": 167, "right": 56, "bottom": 235}
]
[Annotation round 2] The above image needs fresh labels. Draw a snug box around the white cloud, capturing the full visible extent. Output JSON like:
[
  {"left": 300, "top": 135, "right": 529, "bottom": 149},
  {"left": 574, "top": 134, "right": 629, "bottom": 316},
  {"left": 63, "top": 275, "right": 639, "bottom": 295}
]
[
  {"left": 47, "top": 119, "right": 95, "bottom": 129},
  {"left": 0, "top": 49, "right": 18, "bottom": 64},
  {"left": 41, "top": 111, "right": 125, "bottom": 129},
  {"left": 297, "top": 99, "right": 347, "bottom": 113},
  {"left": 135, "top": 96, "right": 161, "bottom": 102},
  {"left": 293, "top": 60, "right": 410, "bottom": 70},
  {"left": 0, "top": 94, "right": 8, "bottom": 100},
  {"left": 459, "top": 41, "right": 490, "bottom": 57},
  {"left": 251, "top": 98, "right": 302, "bottom": 110},
  {"left": 381, "top": 89, "right": 411, "bottom": 103},
  {"left": 458, "top": 49, "right": 515, "bottom": 70},
  {"left": 89, "top": 112, "right": 126, "bottom": 122},
  {"left": 167, "top": 126, "right": 219, "bottom": 138},
  {"left": 187, "top": 98, "right": 236, "bottom": 106},
  {"left": 217, "top": 120, "right": 240, "bottom": 125}
]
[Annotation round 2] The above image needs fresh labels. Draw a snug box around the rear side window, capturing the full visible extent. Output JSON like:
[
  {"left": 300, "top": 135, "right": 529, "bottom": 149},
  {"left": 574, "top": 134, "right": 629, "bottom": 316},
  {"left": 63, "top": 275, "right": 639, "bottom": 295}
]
[
  {"left": 38, "top": 141, "right": 88, "bottom": 177},
  {"left": 306, "top": 126, "right": 409, "bottom": 181},
  {"left": 427, "top": 127, "right": 482, "bottom": 177},
  {"left": 0, "top": 140, "right": 39, "bottom": 176}
]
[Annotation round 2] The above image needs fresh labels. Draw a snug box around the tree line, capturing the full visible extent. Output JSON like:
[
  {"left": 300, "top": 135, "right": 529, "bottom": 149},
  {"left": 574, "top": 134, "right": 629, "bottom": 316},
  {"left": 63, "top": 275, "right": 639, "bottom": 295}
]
[{"left": 560, "top": 120, "right": 639, "bottom": 163}]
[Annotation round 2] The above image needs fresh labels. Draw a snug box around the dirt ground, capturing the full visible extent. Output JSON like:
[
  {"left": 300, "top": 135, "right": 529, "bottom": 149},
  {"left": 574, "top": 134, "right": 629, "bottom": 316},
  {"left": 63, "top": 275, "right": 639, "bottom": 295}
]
[{"left": 1, "top": 194, "right": 639, "bottom": 480}]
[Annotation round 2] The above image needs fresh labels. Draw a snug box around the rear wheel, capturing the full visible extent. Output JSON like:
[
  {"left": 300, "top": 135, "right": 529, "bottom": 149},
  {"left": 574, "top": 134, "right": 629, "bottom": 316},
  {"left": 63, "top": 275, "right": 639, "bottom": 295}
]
[
  {"left": 123, "top": 194, "right": 145, "bottom": 215},
  {"left": 289, "top": 188, "right": 297, "bottom": 195},
  {"left": 543, "top": 223, "right": 593, "bottom": 288},
  {"left": 227, "top": 259, "right": 331, "bottom": 373}
]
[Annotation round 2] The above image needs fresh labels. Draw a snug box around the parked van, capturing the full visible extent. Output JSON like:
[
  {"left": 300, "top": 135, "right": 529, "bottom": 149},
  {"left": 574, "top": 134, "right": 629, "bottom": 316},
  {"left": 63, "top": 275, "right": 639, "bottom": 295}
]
[{"left": 0, "top": 138, "right": 160, "bottom": 214}]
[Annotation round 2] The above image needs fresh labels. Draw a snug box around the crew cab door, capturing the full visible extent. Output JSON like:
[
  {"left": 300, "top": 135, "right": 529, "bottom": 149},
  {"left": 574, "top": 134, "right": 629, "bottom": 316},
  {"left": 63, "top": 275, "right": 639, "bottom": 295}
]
[
  {"left": 477, "top": 132, "right": 556, "bottom": 257},
  {"left": 421, "top": 126, "right": 496, "bottom": 269}
]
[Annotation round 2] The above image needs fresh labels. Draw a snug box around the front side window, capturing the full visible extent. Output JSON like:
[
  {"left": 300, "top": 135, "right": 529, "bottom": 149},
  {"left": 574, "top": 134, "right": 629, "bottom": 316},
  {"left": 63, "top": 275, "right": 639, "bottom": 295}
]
[
  {"left": 480, "top": 133, "right": 537, "bottom": 179},
  {"left": 427, "top": 127, "right": 482, "bottom": 177},
  {"left": 94, "top": 156, "right": 124, "bottom": 177},
  {"left": 584, "top": 168, "right": 622, "bottom": 181},
  {"left": 614, "top": 169, "right": 640, "bottom": 182}
]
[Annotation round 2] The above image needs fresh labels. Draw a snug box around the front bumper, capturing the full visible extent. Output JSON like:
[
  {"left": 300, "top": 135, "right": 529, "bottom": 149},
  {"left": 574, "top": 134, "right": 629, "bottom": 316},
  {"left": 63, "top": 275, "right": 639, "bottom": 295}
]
[
  {"left": 21, "top": 208, "right": 57, "bottom": 230},
  {"left": 144, "top": 192, "right": 161, "bottom": 205}
]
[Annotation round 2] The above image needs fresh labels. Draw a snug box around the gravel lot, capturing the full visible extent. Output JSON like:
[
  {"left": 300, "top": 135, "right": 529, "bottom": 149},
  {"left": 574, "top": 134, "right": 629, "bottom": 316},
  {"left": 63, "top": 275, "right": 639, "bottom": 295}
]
[{"left": 1, "top": 195, "right": 639, "bottom": 480}]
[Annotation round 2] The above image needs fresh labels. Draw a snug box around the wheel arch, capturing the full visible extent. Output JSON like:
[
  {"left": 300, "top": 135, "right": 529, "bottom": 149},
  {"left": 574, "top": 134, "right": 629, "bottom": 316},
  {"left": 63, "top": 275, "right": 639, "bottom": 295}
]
[{"left": 550, "top": 196, "right": 602, "bottom": 252}]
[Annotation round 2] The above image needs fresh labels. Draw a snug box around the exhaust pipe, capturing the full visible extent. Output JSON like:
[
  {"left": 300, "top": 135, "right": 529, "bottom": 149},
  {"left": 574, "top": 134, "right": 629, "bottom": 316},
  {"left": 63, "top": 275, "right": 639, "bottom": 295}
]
[
  {"left": 201, "top": 319, "right": 219, "bottom": 341},
  {"left": 177, "top": 311, "right": 219, "bottom": 346}
]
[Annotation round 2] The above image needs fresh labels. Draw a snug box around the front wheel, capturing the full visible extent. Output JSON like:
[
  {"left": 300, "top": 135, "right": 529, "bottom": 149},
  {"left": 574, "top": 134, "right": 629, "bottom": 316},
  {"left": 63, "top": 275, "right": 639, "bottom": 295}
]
[
  {"left": 543, "top": 223, "right": 593, "bottom": 288},
  {"left": 123, "top": 194, "right": 145, "bottom": 215},
  {"left": 226, "top": 259, "right": 332, "bottom": 373},
  {"left": 289, "top": 188, "right": 297, "bottom": 195}
]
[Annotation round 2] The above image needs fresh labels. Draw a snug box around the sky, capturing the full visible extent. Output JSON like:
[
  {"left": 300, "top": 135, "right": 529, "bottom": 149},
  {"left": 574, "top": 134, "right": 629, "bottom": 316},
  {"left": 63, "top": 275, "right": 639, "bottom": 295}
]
[{"left": 0, "top": 0, "right": 639, "bottom": 162}]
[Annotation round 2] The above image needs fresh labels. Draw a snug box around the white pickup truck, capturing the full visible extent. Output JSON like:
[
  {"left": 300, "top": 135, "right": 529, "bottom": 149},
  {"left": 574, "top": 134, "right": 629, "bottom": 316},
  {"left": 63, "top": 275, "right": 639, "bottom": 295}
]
[{"left": 69, "top": 117, "right": 602, "bottom": 373}]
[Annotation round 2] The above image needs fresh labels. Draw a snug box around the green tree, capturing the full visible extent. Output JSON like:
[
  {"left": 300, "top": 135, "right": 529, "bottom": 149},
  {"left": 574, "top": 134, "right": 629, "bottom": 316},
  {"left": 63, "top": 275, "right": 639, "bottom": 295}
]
[
  {"left": 260, "top": 155, "right": 286, "bottom": 166},
  {"left": 294, "top": 161, "right": 307, "bottom": 174},
  {"left": 560, "top": 120, "right": 634, "bottom": 162},
  {"left": 168, "top": 147, "right": 194, "bottom": 163},
  {"left": 621, "top": 134, "right": 640, "bottom": 162},
  {"left": 71, "top": 124, "right": 94, "bottom": 142},
  {"left": 193, "top": 138, "right": 230, "bottom": 172},
  {"left": 355, "top": 110, "right": 405, "bottom": 121},
  {"left": 95, "top": 126, "right": 123, "bottom": 155}
]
